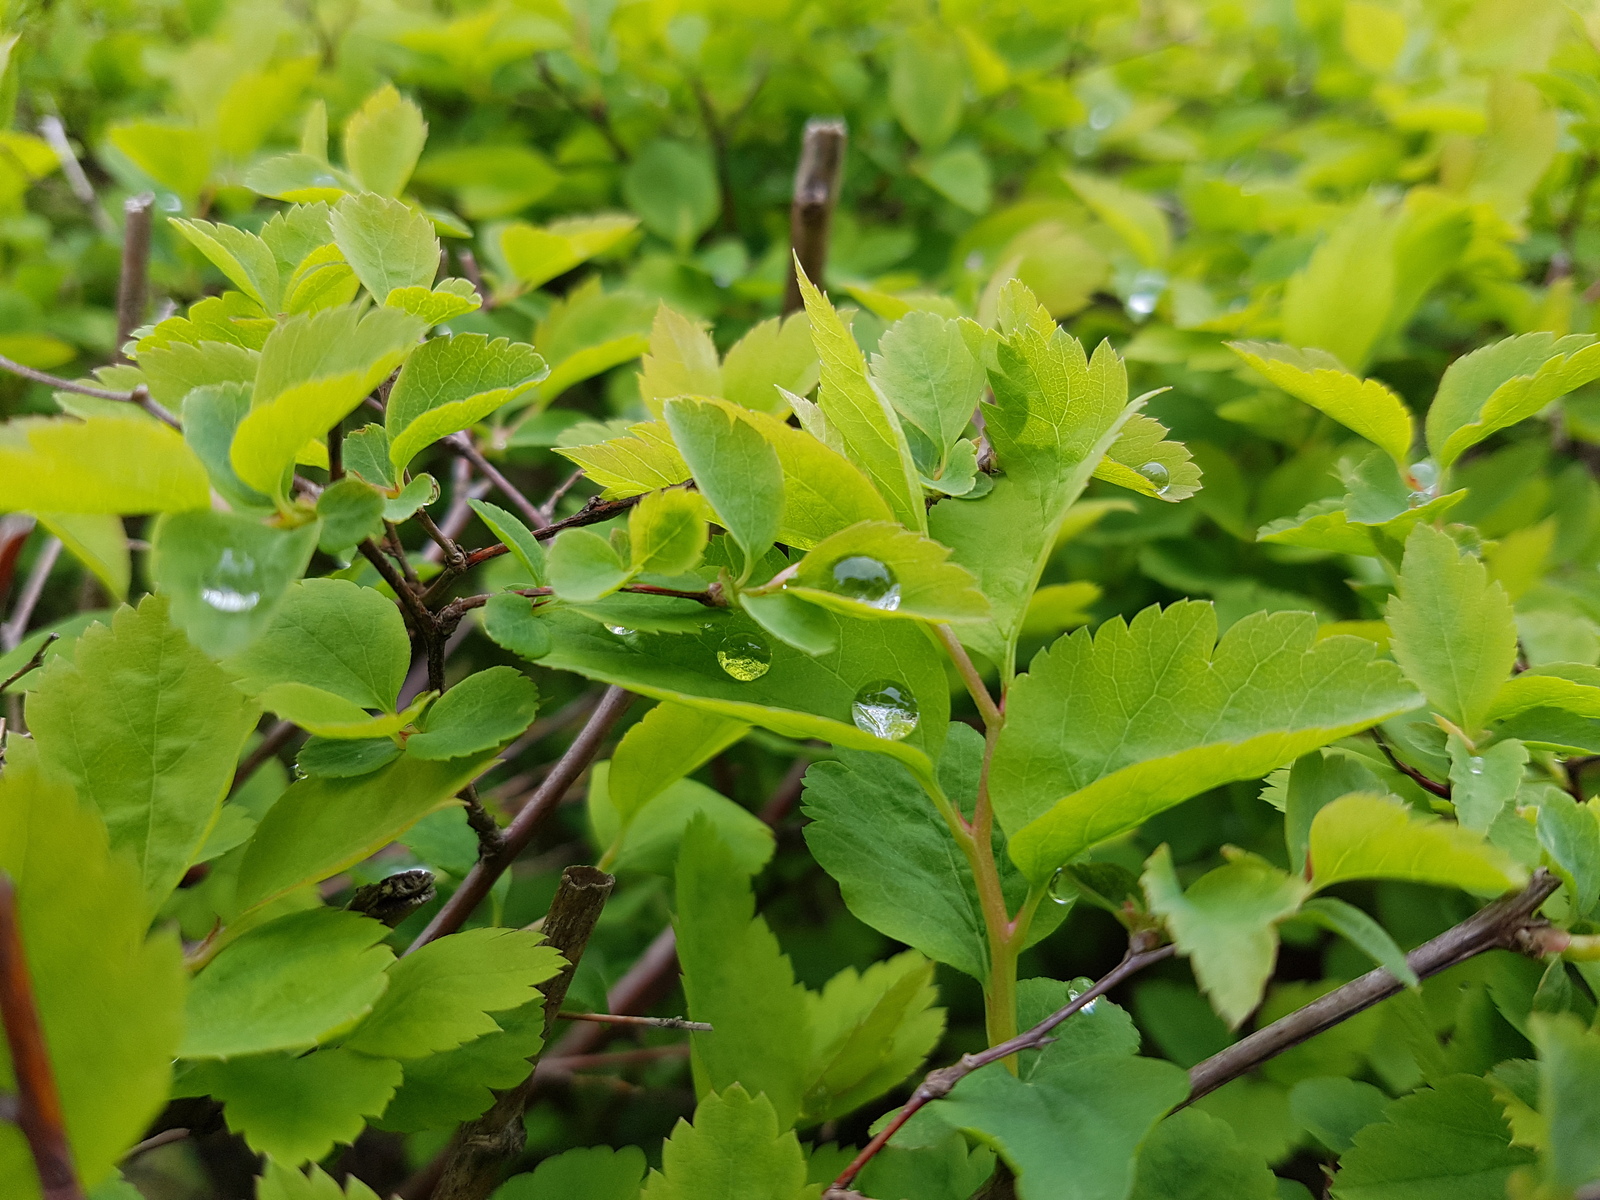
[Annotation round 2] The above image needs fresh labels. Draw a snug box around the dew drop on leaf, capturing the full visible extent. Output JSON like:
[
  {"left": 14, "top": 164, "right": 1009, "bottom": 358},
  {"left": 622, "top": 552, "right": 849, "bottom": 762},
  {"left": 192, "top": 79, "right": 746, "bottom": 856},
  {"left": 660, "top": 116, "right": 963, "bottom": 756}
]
[
  {"left": 605, "top": 624, "right": 635, "bottom": 637},
  {"left": 1136, "top": 461, "right": 1170, "bottom": 494},
  {"left": 829, "top": 555, "right": 901, "bottom": 611},
  {"left": 201, "top": 548, "right": 261, "bottom": 613},
  {"left": 1467, "top": 756, "right": 1484, "bottom": 776},
  {"left": 851, "top": 680, "right": 919, "bottom": 741},
  {"left": 716, "top": 633, "right": 771, "bottom": 682},
  {"left": 1048, "top": 867, "right": 1075, "bottom": 906}
]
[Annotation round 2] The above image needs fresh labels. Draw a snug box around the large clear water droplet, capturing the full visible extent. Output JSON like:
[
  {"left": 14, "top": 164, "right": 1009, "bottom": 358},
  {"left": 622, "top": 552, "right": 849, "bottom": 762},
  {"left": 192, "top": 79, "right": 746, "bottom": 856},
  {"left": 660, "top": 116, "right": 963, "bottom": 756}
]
[
  {"left": 851, "top": 680, "right": 919, "bottom": 741},
  {"left": 1136, "top": 461, "right": 1170, "bottom": 496},
  {"left": 1468, "top": 755, "right": 1485, "bottom": 777},
  {"left": 1067, "top": 983, "right": 1099, "bottom": 1014},
  {"left": 201, "top": 548, "right": 260, "bottom": 613},
  {"left": 830, "top": 555, "right": 901, "bottom": 611},
  {"left": 717, "top": 633, "right": 771, "bottom": 682},
  {"left": 604, "top": 624, "right": 635, "bottom": 638},
  {"left": 1048, "top": 867, "right": 1076, "bottom": 906}
]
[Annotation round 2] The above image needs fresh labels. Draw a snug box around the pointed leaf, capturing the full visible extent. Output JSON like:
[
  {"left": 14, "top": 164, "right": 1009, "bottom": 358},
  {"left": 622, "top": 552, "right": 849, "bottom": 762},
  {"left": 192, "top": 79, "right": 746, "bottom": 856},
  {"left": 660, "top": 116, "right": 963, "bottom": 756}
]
[
  {"left": 386, "top": 334, "right": 546, "bottom": 470},
  {"left": 0, "top": 416, "right": 210, "bottom": 514},
  {"left": 1309, "top": 793, "right": 1526, "bottom": 896},
  {"left": 721, "top": 313, "right": 817, "bottom": 415},
  {"left": 169, "top": 218, "right": 283, "bottom": 313},
  {"left": 1229, "top": 341, "right": 1414, "bottom": 466},
  {"left": 499, "top": 215, "right": 640, "bottom": 292},
  {"left": 342, "top": 84, "right": 426, "bottom": 197},
  {"left": 405, "top": 665, "right": 539, "bottom": 760},
  {"left": 638, "top": 306, "right": 720, "bottom": 416},
  {"left": 606, "top": 701, "right": 748, "bottom": 821},
  {"left": 786, "top": 520, "right": 990, "bottom": 623},
  {"left": 329, "top": 192, "right": 440, "bottom": 303},
  {"left": 640, "top": 1085, "right": 813, "bottom": 1200},
  {"left": 1428, "top": 333, "right": 1600, "bottom": 468},
  {"left": 628, "top": 489, "right": 708, "bottom": 576},
  {"left": 663, "top": 396, "right": 783, "bottom": 574}
]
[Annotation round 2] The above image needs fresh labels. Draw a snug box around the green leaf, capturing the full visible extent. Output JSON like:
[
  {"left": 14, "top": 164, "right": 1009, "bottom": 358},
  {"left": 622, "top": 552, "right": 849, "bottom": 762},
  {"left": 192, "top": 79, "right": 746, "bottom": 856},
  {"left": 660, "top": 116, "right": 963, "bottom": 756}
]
[
  {"left": 0, "top": 762, "right": 186, "bottom": 1197},
  {"left": 676, "top": 818, "right": 811, "bottom": 1128},
  {"left": 1535, "top": 792, "right": 1600, "bottom": 915},
  {"left": 28, "top": 595, "right": 260, "bottom": 908},
  {"left": 1128, "top": 1108, "right": 1277, "bottom": 1200},
  {"left": 638, "top": 305, "right": 721, "bottom": 416},
  {"left": 169, "top": 218, "right": 283, "bottom": 314},
  {"left": 1228, "top": 341, "right": 1414, "bottom": 466},
  {"left": 1289, "top": 1077, "right": 1390, "bottom": 1155},
  {"left": 244, "top": 154, "right": 353, "bottom": 204},
  {"left": 256, "top": 1162, "right": 382, "bottom": 1200},
  {"left": 870, "top": 311, "right": 987, "bottom": 468},
  {"left": 795, "top": 268, "right": 926, "bottom": 532},
  {"left": 622, "top": 140, "right": 719, "bottom": 251},
  {"left": 182, "top": 908, "right": 393, "bottom": 1058},
  {"left": 386, "top": 277, "right": 482, "bottom": 325},
  {"left": 493, "top": 1146, "right": 647, "bottom": 1200},
  {"left": 606, "top": 701, "right": 748, "bottom": 820},
  {"left": 0, "top": 415, "right": 211, "bottom": 514},
  {"left": 188, "top": 1049, "right": 401, "bottom": 1165},
  {"left": 499, "top": 215, "right": 640, "bottom": 292},
  {"left": 385, "top": 472, "right": 438, "bottom": 521},
  {"left": 386, "top": 334, "right": 547, "bottom": 471},
  {"left": 327, "top": 192, "right": 439, "bottom": 305},
  {"left": 225, "top": 578, "right": 411, "bottom": 712},
  {"left": 231, "top": 305, "right": 424, "bottom": 499},
  {"left": 663, "top": 396, "right": 783, "bottom": 576},
  {"left": 107, "top": 119, "right": 213, "bottom": 202},
  {"left": 1447, "top": 733, "right": 1527, "bottom": 832},
  {"left": 1065, "top": 171, "right": 1173, "bottom": 267},
  {"left": 629, "top": 488, "right": 708, "bottom": 575},
  {"left": 800, "top": 950, "right": 944, "bottom": 1124},
  {"left": 640, "top": 1085, "right": 814, "bottom": 1200},
  {"left": 1330, "top": 1075, "right": 1534, "bottom": 1199},
  {"left": 1308, "top": 793, "right": 1526, "bottom": 896},
  {"left": 931, "top": 1053, "right": 1190, "bottom": 1200},
  {"left": 992, "top": 603, "right": 1420, "bottom": 882},
  {"left": 1428, "top": 333, "right": 1600, "bottom": 469},
  {"left": 741, "top": 590, "right": 838, "bottom": 656},
  {"left": 1531, "top": 1013, "right": 1600, "bottom": 1190},
  {"left": 853, "top": 1129, "right": 995, "bottom": 1200},
  {"left": 1489, "top": 664, "right": 1600, "bottom": 723},
  {"left": 590, "top": 763, "right": 773, "bottom": 877},
  {"left": 785, "top": 520, "right": 990, "bottom": 623},
  {"left": 406, "top": 665, "right": 539, "bottom": 760},
  {"left": 721, "top": 313, "right": 818, "bottom": 415},
  {"left": 343, "top": 84, "right": 426, "bottom": 197},
  {"left": 375, "top": 998, "right": 545, "bottom": 1133},
  {"left": 253, "top": 683, "right": 425, "bottom": 739},
  {"left": 316, "top": 478, "right": 387, "bottom": 556},
  {"left": 548, "top": 527, "right": 632, "bottom": 602},
  {"left": 296, "top": 736, "right": 401, "bottom": 779},
  {"left": 889, "top": 29, "right": 964, "bottom": 149},
  {"left": 511, "top": 609, "right": 949, "bottom": 778},
  {"left": 1143, "top": 846, "right": 1309, "bottom": 1028},
  {"left": 1280, "top": 197, "right": 1396, "bottom": 375},
  {"left": 1388, "top": 525, "right": 1517, "bottom": 738},
  {"left": 741, "top": 405, "right": 896, "bottom": 550},
  {"left": 151, "top": 510, "right": 321, "bottom": 657},
  {"left": 235, "top": 752, "right": 495, "bottom": 912},
  {"left": 1092, "top": 413, "right": 1203, "bottom": 504},
  {"left": 343, "top": 927, "right": 563, "bottom": 1058},
  {"left": 468, "top": 499, "right": 546, "bottom": 583},
  {"left": 36, "top": 512, "right": 128, "bottom": 600},
  {"left": 1299, "top": 897, "right": 1418, "bottom": 987},
  {"left": 556, "top": 420, "right": 689, "bottom": 499},
  {"left": 283, "top": 244, "right": 360, "bottom": 315},
  {"left": 1282, "top": 750, "right": 1382, "bottom": 875},
  {"left": 1016, "top": 976, "right": 1141, "bottom": 1076},
  {"left": 139, "top": 337, "right": 259, "bottom": 409},
  {"left": 181, "top": 381, "right": 272, "bottom": 510},
  {"left": 802, "top": 725, "right": 1063, "bottom": 981}
]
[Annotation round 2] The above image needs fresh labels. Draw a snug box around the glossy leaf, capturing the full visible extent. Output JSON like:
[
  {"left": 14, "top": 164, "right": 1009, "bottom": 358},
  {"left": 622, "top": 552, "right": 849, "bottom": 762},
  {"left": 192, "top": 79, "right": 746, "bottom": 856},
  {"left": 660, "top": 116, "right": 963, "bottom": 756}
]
[
  {"left": 386, "top": 334, "right": 547, "bottom": 471},
  {"left": 468, "top": 498, "right": 546, "bottom": 583},
  {"left": 663, "top": 396, "right": 783, "bottom": 576},
  {"left": 786, "top": 520, "right": 990, "bottom": 623},
  {"left": 0, "top": 416, "right": 210, "bottom": 514},
  {"left": 329, "top": 192, "right": 439, "bottom": 302},
  {"left": 1229, "top": 341, "right": 1414, "bottom": 466},
  {"left": 405, "top": 665, "right": 539, "bottom": 760},
  {"left": 1308, "top": 793, "right": 1526, "bottom": 896}
]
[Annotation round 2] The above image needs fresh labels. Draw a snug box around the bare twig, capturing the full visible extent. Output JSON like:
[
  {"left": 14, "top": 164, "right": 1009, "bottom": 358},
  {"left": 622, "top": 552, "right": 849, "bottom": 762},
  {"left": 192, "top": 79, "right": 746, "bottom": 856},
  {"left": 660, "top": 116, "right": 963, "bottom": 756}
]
[
  {"left": 782, "top": 118, "right": 848, "bottom": 315},
  {"left": 829, "top": 934, "right": 1175, "bottom": 1194},
  {"left": 445, "top": 434, "right": 544, "bottom": 529},
  {"left": 0, "top": 357, "right": 133, "bottom": 402},
  {"left": 0, "top": 873, "right": 87, "bottom": 1200},
  {"left": 229, "top": 719, "right": 301, "bottom": 799},
  {"left": 1, "top": 634, "right": 58, "bottom": 695},
  {"left": 1, "top": 538, "right": 62, "bottom": 653},
  {"left": 1186, "top": 869, "right": 1561, "bottom": 1103},
  {"left": 458, "top": 783, "right": 505, "bottom": 860},
  {"left": 537, "top": 469, "right": 585, "bottom": 525},
  {"left": 406, "top": 687, "right": 632, "bottom": 953},
  {"left": 1370, "top": 727, "right": 1451, "bottom": 799},
  {"left": 430, "top": 865, "right": 615, "bottom": 1200},
  {"left": 556, "top": 1011, "right": 712, "bottom": 1032},
  {"left": 37, "top": 117, "right": 99, "bottom": 209},
  {"left": 120, "top": 1127, "right": 190, "bottom": 1163},
  {"left": 114, "top": 193, "right": 154, "bottom": 358},
  {"left": 327, "top": 420, "right": 344, "bottom": 482}
]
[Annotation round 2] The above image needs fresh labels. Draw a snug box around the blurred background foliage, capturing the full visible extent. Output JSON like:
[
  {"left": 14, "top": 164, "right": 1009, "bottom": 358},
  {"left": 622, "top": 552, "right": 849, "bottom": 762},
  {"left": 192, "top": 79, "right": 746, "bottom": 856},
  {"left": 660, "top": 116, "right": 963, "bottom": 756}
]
[{"left": 8, "top": 0, "right": 1600, "bottom": 1192}]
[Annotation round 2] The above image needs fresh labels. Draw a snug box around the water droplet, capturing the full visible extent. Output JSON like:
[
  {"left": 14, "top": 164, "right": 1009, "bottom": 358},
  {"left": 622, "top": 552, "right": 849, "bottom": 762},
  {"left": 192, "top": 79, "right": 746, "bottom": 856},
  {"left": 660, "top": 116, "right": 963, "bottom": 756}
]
[
  {"left": 604, "top": 624, "right": 635, "bottom": 638},
  {"left": 717, "top": 633, "right": 771, "bottom": 682},
  {"left": 200, "top": 548, "right": 260, "bottom": 613},
  {"left": 1468, "top": 756, "right": 1485, "bottom": 777},
  {"left": 1136, "top": 461, "right": 1170, "bottom": 495},
  {"left": 1067, "top": 984, "right": 1099, "bottom": 1014},
  {"left": 851, "top": 680, "right": 919, "bottom": 741},
  {"left": 829, "top": 555, "right": 901, "bottom": 611},
  {"left": 1048, "top": 868, "right": 1076, "bottom": 906}
]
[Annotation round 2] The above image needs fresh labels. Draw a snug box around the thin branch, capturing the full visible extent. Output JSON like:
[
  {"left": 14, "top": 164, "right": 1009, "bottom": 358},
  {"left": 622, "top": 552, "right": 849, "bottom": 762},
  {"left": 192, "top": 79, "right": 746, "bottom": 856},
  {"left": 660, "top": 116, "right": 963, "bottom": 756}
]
[
  {"left": 458, "top": 783, "right": 505, "bottom": 860},
  {"left": 0, "top": 356, "right": 133, "bottom": 401},
  {"left": 1, "top": 538, "right": 62, "bottom": 653},
  {"left": 1, "top": 634, "right": 58, "bottom": 695},
  {"left": 383, "top": 522, "right": 421, "bottom": 587},
  {"left": 936, "top": 625, "right": 1002, "bottom": 729},
  {"left": 430, "top": 865, "right": 615, "bottom": 1200},
  {"left": 758, "top": 751, "right": 815, "bottom": 827},
  {"left": 327, "top": 420, "right": 344, "bottom": 482},
  {"left": 120, "top": 1127, "right": 190, "bottom": 1163},
  {"left": 828, "top": 934, "right": 1175, "bottom": 1195},
  {"left": 0, "top": 873, "right": 87, "bottom": 1200},
  {"left": 782, "top": 118, "right": 848, "bottom": 316},
  {"left": 114, "top": 193, "right": 154, "bottom": 358},
  {"left": 1370, "top": 727, "right": 1451, "bottom": 799},
  {"left": 538, "top": 469, "right": 585, "bottom": 525},
  {"left": 406, "top": 687, "right": 633, "bottom": 953},
  {"left": 445, "top": 434, "right": 543, "bottom": 529},
  {"left": 416, "top": 508, "right": 466, "bottom": 573},
  {"left": 556, "top": 1011, "right": 712, "bottom": 1032},
  {"left": 1186, "top": 869, "right": 1561, "bottom": 1103}
]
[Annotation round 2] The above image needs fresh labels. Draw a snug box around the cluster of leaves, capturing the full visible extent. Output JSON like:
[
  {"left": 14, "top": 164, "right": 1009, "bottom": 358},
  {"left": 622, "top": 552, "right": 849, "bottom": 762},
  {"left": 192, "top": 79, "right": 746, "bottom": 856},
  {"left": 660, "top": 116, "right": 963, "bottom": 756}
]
[{"left": 7, "top": 0, "right": 1600, "bottom": 1198}]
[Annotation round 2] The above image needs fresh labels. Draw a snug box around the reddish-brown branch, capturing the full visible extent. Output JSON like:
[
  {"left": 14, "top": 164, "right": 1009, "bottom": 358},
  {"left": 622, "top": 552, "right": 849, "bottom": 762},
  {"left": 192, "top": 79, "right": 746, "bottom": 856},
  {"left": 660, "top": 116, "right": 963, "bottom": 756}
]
[
  {"left": 0, "top": 873, "right": 86, "bottom": 1200},
  {"left": 1370, "top": 728, "right": 1452, "bottom": 799},
  {"left": 555, "top": 1011, "right": 711, "bottom": 1032}
]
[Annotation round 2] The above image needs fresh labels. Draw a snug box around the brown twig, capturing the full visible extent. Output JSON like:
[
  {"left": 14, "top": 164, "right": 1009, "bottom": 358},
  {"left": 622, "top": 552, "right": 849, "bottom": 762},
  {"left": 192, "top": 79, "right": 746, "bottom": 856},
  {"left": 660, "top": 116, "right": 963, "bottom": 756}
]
[
  {"left": 406, "top": 687, "right": 632, "bottom": 953},
  {"left": 1, "top": 634, "right": 58, "bottom": 695},
  {"left": 445, "top": 434, "right": 544, "bottom": 529},
  {"left": 556, "top": 1011, "right": 712, "bottom": 1032},
  {"left": 120, "top": 1127, "right": 190, "bottom": 1163},
  {"left": 1186, "top": 869, "right": 1561, "bottom": 1103},
  {"left": 782, "top": 118, "right": 848, "bottom": 315},
  {"left": 1370, "top": 728, "right": 1451, "bottom": 799},
  {"left": 430, "top": 865, "right": 615, "bottom": 1200},
  {"left": 327, "top": 420, "right": 344, "bottom": 482},
  {"left": 0, "top": 873, "right": 87, "bottom": 1200},
  {"left": 458, "top": 783, "right": 505, "bottom": 860},
  {"left": 114, "top": 193, "right": 154, "bottom": 358},
  {"left": 828, "top": 934, "right": 1175, "bottom": 1194}
]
